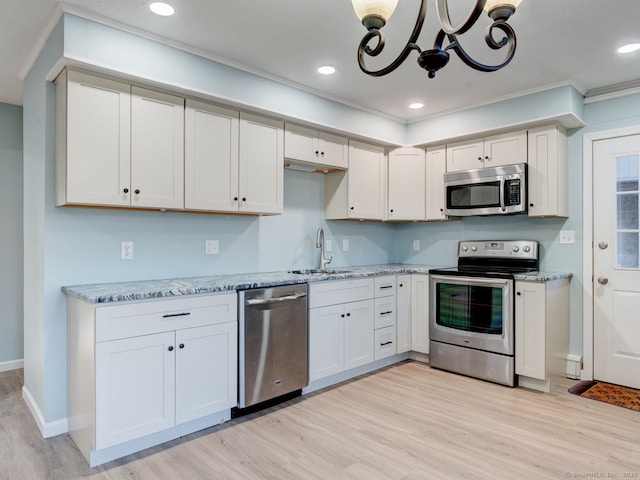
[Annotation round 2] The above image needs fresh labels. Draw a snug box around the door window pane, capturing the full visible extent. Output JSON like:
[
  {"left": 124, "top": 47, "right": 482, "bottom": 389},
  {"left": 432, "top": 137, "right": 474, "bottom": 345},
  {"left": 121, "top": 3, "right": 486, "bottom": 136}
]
[{"left": 616, "top": 154, "right": 640, "bottom": 269}]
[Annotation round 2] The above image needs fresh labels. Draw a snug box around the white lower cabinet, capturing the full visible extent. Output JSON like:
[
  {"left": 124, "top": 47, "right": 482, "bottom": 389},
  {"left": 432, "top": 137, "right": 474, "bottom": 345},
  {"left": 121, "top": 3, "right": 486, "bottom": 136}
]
[
  {"left": 515, "top": 278, "right": 570, "bottom": 392},
  {"left": 308, "top": 278, "right": 375, "bottom": 381},
  {"left": 410, "top": 274, "right": 430, "bottom": 354},
  {"left": 67, "top": 293, "right": 237, "bottom": 467}
]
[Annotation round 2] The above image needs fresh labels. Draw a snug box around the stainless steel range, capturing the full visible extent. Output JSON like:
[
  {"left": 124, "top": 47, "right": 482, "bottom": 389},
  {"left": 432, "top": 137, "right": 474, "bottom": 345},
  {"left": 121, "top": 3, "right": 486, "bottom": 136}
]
[{"left": 428, "top": 240, "right": 539, "bottom": 386}]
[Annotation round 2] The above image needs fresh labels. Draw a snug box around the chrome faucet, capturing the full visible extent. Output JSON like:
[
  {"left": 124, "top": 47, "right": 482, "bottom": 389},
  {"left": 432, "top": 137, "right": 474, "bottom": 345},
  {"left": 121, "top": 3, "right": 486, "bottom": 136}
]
[{"left": 316, "top": 227, "right": 332, "bottom": 271}]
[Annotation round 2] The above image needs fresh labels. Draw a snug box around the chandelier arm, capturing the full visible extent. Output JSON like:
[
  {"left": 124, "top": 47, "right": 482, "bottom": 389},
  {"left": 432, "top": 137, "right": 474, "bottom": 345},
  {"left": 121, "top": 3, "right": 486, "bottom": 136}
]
[
  {"left": 357, "top": 0, "right": 428, "bottom": 77},
  {"left": 445, "top": 20, "right": 516, "bottom": 72},
  {"left": 435, "top": 0, "right": 486, "bottom": 36}
]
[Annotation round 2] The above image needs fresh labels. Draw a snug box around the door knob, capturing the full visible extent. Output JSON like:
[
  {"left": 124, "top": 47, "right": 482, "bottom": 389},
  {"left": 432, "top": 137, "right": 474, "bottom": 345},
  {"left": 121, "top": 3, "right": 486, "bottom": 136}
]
[
  {"left": 597, "top": 276, "right": 609, "bottom": 285},
  {"left": 598, "top": 241, "right": 608, "bottom": 250}
]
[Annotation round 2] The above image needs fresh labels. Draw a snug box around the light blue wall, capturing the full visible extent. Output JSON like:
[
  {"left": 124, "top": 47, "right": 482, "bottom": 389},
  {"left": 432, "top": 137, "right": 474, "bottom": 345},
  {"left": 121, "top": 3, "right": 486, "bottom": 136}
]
[{"left": 0, "top": 103, "right": 23, "bottom": 365}]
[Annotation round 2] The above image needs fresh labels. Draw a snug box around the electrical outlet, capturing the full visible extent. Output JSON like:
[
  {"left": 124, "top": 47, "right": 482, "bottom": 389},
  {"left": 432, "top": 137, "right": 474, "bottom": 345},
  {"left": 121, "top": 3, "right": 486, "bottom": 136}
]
[
  {"left": 342, "top": 239, "right": 350, "bottom": 252},
  {"left": 559, "top": 230, "right": 575, "bottom": 244},
  {"left": 205, "top": 239, "right": 219, "bottom": 255},
  {"left": 325, "top": 239, "right": 332, "bottom": 252},
  {"left": 413, "top": 239, "right": 420, "bottom": 251},
  {"left": 121, "top": 241, "right": 134, "bottom": 260}
]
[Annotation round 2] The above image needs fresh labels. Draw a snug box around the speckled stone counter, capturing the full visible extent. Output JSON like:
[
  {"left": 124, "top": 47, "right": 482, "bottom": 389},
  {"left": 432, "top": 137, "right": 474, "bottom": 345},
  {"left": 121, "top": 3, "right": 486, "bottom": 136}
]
[
  {"left": 61, "top": 264, "right": 434, "bottom": 304},
  {"left": 513, "top": 271, "right": 573, "bottom": 282}
]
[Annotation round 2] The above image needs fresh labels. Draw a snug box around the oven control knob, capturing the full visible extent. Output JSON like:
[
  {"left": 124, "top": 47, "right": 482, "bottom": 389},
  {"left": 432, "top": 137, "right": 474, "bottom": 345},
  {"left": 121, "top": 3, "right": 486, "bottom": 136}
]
[
  {"left": 523, "top": 246, "right": 531, "bottom": 253},
  {"left": 471, "top": 245, "right": 477, "bottom": 252},
  {"left": 462, "top": 246, "right": 468, "bottom": 252},
  {"left": 512, "top": 246, "right": 520, "bottom": 253}
]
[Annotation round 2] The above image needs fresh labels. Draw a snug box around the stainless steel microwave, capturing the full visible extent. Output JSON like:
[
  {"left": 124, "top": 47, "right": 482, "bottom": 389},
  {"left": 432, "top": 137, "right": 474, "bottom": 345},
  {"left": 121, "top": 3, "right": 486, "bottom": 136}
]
[{"left": 444, "top": 163, "right": 527, "bottom": 216}]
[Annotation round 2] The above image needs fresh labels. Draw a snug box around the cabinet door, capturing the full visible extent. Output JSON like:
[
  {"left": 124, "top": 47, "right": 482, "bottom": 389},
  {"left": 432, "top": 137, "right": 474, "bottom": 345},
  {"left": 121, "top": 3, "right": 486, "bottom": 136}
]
[
  {"left": 483, "top": 130, "right": 527, "bottom": 167},
  {"left": 309, "top": 305, "right": 345, "bottom": 381},
  {"left": 63, "top": 70, "right": 131, "bottom": 207},
  {"left": 131, "top": 87, "right": 184, "bottom": 209},
  {"left": 425, "top": 146, "right": 447, "bottom": 221},
  {"left": 410, "top": 274, "right": 430, "bottom": 354},
  {"left": 239, "top": 112, "right": 284, "bottom": 214},
  {"left": 344, "top": 299, "right": 375, "bottom": 370},
  {"left": 527, "top": 125, "right": 569, "bottom": 217},
  {"left": 515, "top": 281, "right": 546, "bottom": 380},
  {"left": 388, "top": 147, "right": 426, "bottom": 220},
  {"left": 347, "top": 141, "right": 386, "bottom": 220},
  {"left": 317, "top": 132, "right": 348, "bottom": 169},
  {"left": 284, "top": 124, "right": 317, "bottom": 164},
  {"left": 396, "top": 275, "right": 412, "bottom": 354},
  {"left": 184, "top": 100, "right": 239, "bottom": 212},
  {"left": 446, "top": 138, "right": 484, "bottom": 172},
  {"left": 95, "top": 331, "right": 175, "bottom": 450},
  {"left": 175, "top": 322, "right": 238, "bottom": 424}
]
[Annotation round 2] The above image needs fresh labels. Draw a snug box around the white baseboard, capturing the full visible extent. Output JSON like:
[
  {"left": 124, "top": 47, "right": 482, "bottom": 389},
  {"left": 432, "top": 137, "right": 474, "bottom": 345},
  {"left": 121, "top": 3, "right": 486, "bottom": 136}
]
[
  {"left": 566, "top": 354, "right": 582, "bottom": 380},
  {"left": 0, "top": 359, "right": 24, "bottom": 372},
  {"left": 22, "top": 385, "right": 69, "bottom": 438}
]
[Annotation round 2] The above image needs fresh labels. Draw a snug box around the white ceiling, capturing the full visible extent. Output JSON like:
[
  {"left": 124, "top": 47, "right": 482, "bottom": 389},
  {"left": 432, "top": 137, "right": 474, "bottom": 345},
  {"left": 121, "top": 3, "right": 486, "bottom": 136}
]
[{"left": 5, "top": 0, "right": 640, "bottom": 122}]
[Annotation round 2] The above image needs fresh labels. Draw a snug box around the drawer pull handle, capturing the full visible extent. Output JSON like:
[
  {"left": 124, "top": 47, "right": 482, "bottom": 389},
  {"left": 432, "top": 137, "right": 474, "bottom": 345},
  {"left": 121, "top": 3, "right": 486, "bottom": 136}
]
[
  {"left": 380, "top": 341, "right": 393, "bottom": 346},
  {"left": 162, "top": 312, "right": 191, "bottom": 318},
  {"left": 380, "top": 311, "right": 393, "bottom": 315},
  {"left": 380, "top": 285, "right": 393, "bottom": 289}
]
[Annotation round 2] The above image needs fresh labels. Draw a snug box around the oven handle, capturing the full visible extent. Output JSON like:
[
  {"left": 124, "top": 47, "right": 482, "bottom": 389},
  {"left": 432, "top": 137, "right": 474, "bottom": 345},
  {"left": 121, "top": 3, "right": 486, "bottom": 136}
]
[
  {"left": 500, "top": 176, "right": 506, "bottom": 212},
  {"left": 429, "top": 274, "right": 512, "bottom": 288}
]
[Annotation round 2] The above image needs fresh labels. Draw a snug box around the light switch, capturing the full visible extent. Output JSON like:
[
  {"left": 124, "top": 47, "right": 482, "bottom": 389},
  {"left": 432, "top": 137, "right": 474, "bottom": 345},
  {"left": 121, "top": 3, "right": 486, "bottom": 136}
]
[
  {"left": 121, "top": 241, "right": 134, "bottom": 260},
  {"left": 559, "top": 230, "right": 575, "bottom": 245},
  {"left": 413, "top": 240, "right": 420, "bottom": 251},
  {"left": 205, "top": 240, "right": 220, "bottom": 255},
  {"left": 343, "top": 239, "right": 350, "bottom": 252},
  {"left": 326, "top": 239, "right": 333, "bottom": 252}
]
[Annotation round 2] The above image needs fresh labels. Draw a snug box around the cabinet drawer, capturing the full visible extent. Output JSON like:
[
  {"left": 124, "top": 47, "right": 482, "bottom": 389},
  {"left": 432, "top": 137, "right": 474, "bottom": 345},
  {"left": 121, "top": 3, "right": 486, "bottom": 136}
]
[
  {"left": 374, "top": 296, "right": 396, "bottom": 329},
  {"left": 374, "top": 326, "right": 396, "bottom": 360},
  {"left": 96, "top": 293, "right": 237, "bottom": 342},
  {"left": 374, "top": 276, "right": 396, "bottom": 297},
  {"left": 309, "top": 278, "right": 374, "bottom": 308}
]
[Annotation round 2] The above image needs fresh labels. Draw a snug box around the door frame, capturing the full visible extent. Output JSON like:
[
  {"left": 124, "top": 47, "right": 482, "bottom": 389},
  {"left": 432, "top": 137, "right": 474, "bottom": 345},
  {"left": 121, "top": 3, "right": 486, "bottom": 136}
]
[{"left": 582, "top": 125, "right": 640, "bottom": 381}]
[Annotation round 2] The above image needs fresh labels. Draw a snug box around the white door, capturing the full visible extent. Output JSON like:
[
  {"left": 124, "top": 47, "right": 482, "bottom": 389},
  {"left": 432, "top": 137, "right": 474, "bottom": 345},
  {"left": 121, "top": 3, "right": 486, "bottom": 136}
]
[{"left": 593, "top": 134, "right": 640, "bottom": 389}]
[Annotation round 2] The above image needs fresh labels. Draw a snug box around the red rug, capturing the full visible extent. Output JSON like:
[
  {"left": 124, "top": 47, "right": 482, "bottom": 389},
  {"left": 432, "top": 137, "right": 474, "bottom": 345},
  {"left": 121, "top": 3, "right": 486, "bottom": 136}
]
[{"left": 569, "top": 380, "right": 640, "bottom": 412}]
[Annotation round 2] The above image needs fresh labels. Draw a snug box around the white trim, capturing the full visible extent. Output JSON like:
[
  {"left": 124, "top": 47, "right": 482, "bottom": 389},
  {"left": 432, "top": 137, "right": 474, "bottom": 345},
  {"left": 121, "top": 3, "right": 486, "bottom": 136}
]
[
  {"left": 0, "top": 359, "right": 23, "bottom": 372},
  {"left": 21, "top": 386, "right": 69, "bottom": 438},
  {"left": 582, "top": 125, "right": 640, "bottom": 382}
]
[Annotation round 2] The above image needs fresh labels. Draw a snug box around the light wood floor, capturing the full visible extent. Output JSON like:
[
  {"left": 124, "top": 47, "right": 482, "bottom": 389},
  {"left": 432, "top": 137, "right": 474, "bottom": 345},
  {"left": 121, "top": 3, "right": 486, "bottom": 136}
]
[{"left": 2, "top": 362, "right": 640, "bottom": 479}]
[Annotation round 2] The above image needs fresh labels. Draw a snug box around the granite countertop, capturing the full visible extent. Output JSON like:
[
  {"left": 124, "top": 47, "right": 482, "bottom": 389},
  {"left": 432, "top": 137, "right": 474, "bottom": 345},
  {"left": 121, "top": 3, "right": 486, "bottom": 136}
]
[
  {"left": 61, "top": 264, "right": 572, "bottom": 304},
  {"left": 61, "top": 264, "right": 433, "bottom": 304}
]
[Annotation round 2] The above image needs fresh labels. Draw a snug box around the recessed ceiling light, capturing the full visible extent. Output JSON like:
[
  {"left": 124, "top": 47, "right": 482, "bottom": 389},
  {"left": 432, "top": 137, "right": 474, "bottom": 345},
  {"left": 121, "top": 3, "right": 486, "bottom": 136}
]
[
  {"left": 617, "top": 43, "right": 640, "bottom": 54},
  {"left": 149, "top": 2, "right": 175, "bottom": 16},
  {"left": 409, "top": 103, "right": 424, "bottom": 110},
  {"left": 317, "top": 66, "right": 336, "bottom": 75}
]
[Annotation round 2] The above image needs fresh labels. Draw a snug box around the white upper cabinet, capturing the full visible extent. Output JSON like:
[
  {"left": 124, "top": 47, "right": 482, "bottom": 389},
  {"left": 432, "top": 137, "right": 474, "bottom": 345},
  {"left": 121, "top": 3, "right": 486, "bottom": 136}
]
[
  {"left": 284, "top": 124, "right": 348, "bottom": 170},
  {"left": 238, "top": 112, "right": 284, "bottom": 215},
  {"left": 388, "top": 147, "right": 426, "bottom": 221},
  {"left": 56, "top": 70, "right": 131, "bottom": 207},
  {"left": 527, "top": 124, "right": 569, "bottom": 217},
  {"left": 425, "top": 146, "right": 447, "bottom": 221},
  {"left": 57, "top": 71, "right": 185, "bottom": 210},
  {"left": 184, "top": 100, "right": 240, "bottom": 212},
  {"left": 325, "top": 140, "right": 386, "bottom": 220},
  {"left": 446, "top": 130, "right": 527, "bottom": 172},
  {"left": 130, "top": 87, "right": 185, "bottom": 210}
]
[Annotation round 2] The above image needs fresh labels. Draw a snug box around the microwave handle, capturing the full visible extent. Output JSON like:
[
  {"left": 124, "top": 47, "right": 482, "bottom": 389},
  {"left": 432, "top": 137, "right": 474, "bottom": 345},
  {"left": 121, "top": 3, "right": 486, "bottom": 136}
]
[{"left": 500, "top": 177, "right": 506, "bottom": 212}]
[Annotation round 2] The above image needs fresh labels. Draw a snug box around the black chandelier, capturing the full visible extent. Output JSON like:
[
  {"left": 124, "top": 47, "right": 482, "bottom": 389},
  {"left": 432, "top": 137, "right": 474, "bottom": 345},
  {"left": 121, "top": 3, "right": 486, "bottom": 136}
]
[{"left": 351, "top": 0, "right": 522, "bottom": 79}]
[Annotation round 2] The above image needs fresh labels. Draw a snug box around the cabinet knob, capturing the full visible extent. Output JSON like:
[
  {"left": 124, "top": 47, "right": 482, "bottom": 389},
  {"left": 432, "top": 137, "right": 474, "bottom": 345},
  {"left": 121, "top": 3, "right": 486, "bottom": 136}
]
[
  {"left": 341, "top": 314, "right": 345, "bottom": 318},
  {"left": 390, "top": 209, "right": 394, "bottom": 213},
  {"left": 242, "top": 197, "right": 247, "bottom": 202},
  {"left": 529, "top": 203, "right": 534, "bottom": 207},
  {"left": 234, "top": 196, "right": 238, "bottom": 201},
  {"left": 478, "top": 157, "right": 482, "bottom": 161},
  {"left": 123, "top": 188, "right": 129, "bottom": 194},
  {"left": 484, "top": 155, "right": 489, "bottom": 160},
  {"left": 346, "top": 312, "right": 351, "bottom": 317},
  {"left": 134, "top": 189, "right": 140, "bottom": 195},
  {"left": 399, "top": 283, "right": 403, "bottom": 287},
  {"left": 516, "top": 292, "right": 521, "bottom": 296},
  {"left": 179, "top": 343, "right": 185, "bottom": 349},
  {"left": 350, "top": 206, "right": 354, "bottom": 210},
  {"left": 315, "top": 150, "right": 319, "bottom": 155},
  {"left": 168, "top": 345, "right": 174, "bottom": 352},
  {"left": 320, "top": 151, "right": 325, "bottom": 156}
]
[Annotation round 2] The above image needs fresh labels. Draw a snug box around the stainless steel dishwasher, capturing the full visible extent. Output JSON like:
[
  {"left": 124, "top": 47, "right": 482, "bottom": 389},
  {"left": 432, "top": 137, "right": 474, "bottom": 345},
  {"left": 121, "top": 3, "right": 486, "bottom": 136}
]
[{"left": 237, "top": 284, "right": 308, "bottom": 409}]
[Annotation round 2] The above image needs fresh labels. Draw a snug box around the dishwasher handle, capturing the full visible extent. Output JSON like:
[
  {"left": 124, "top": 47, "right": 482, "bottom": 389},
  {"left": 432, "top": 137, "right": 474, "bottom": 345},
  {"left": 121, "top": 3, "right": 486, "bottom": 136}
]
[{"left": 245, "top": 292, "right": 307, "bottom": 306}]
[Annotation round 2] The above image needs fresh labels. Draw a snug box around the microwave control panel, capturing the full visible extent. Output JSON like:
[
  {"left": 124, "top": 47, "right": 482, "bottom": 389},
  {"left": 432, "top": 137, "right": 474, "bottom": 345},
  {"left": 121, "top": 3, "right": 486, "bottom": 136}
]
[{"left": 505, "top": 179, "right": 521, "bottom": 206}]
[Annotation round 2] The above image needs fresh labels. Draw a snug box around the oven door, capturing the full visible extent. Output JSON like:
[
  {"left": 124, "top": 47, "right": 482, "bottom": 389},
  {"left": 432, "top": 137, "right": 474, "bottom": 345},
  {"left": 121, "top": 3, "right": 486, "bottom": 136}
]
[{"left": 429, "top": 274, "right": 514, "bottom": 355}]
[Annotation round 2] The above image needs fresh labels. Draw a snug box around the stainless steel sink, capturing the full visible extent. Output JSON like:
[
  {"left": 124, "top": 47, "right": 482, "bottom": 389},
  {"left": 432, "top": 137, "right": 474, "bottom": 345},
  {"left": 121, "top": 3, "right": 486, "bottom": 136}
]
[{"left": 288, "top": 269, "right": 352, "bottom": 275}]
